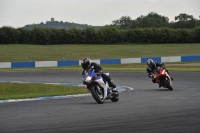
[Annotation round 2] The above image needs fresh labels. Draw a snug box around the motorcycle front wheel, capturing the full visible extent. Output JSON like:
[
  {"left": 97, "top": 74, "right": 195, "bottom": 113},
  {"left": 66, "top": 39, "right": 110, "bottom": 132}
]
[
  {"left": 162, "top": 79, "right": 173, "bottom": 91},
  {"left": 90, "top": 85, "right": 105, "bottom": 104}
]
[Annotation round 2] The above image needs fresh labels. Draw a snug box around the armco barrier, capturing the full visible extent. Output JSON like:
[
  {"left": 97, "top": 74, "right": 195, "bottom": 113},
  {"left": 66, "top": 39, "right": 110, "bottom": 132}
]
[{"left": 0, "top": 55, "right": 199, "bottom": 69}]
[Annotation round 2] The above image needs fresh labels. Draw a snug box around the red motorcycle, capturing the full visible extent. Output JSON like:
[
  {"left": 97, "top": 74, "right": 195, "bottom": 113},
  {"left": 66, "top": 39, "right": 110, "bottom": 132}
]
[{"left": 153, "top": 67, "right": 173, "bottom": 91}]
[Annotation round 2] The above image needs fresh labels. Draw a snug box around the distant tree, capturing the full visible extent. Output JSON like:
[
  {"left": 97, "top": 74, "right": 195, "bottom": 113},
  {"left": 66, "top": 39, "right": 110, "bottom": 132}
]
[
  {"left": 32, "top": 27, "right": 50, "bottom": 44},
  {"left": 0, "top": 26, "right": 20, "bottom": 44},
  {"left": 112, "top": 16, "right": 132, "bottom": 29},
  {"left": 171, "top": 13, "right": 197, "bottom": 29},
  {"left": 135, "top": 12, "right": 169, "bottom": 28},
  {"left": 83, "top": 27, "right": 96, "bottom": 44},
  {"left": 197, "top": 19, "right": 200, "bottom": 27},
  {"left": 175, "top": 13, "right": 194, "bottom": 21},
  {"left": 129, "top": 20, "right": 138, "bottom": 29},
  {"left": 96, "top": 26, "right": 120, "bottom": 43}
]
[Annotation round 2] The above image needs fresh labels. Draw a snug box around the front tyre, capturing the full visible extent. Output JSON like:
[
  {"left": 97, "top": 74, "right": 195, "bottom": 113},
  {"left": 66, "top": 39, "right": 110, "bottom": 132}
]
[
  {"left": 163, "top": 79, "right": 173, "bottom": 91},
  {"left": 90, "top": 85, "right": 105, "bottom": 104}
]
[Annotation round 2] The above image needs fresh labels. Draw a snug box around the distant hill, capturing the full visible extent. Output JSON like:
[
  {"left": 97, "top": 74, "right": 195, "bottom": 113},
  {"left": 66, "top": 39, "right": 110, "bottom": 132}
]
[{"left": 23, "top": 18, "right": 102, "bottom": 30}]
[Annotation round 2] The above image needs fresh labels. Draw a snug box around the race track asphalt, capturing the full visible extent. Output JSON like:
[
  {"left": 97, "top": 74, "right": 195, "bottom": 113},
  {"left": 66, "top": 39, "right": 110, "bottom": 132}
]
[{"left": 0, "top": 70, "right": 200, "bottom": 133}]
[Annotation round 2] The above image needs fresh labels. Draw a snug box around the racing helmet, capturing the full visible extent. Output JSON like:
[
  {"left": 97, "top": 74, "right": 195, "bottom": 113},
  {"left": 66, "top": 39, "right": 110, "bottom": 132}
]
[
  {"left": 147, "top": 59, "right": 155, "bottom": 69},
  {"left": 81, "top": 57, "right": 91, "bottom": 69}
]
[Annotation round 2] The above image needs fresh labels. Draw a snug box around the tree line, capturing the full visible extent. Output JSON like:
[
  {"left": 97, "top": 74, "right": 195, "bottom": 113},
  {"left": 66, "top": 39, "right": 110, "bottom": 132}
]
[
  {"left": 112, "top": 12, "right": 200, "bottom": 29},
  {"left": 22, "top": 12, "right": 200, "bottom": 30},
  {"left": 0, "top": 12, "right": 200, "bottom": 44},
  {"left": 0, "top": 26, "right": 199, "bottom": 44}
]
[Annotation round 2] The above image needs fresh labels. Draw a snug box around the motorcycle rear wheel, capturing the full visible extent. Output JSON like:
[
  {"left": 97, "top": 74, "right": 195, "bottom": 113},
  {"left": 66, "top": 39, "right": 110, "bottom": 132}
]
[{"left": 111, "top": 92, "right": 119, "bottom": 102}]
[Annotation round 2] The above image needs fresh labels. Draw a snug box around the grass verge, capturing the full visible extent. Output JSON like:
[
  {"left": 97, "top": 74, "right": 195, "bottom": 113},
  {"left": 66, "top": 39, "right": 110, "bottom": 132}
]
[
  {"left": 0, "top": 44, "right": 200, "bottom": 62},
  {"left": 0, "top": 82, "right": 88, "bottom": 100}
]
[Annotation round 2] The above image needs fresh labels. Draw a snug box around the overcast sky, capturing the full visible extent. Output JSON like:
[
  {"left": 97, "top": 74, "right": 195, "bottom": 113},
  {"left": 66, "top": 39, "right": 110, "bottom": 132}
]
[{"left": 0, "top": 0, "right": 199, "bottom": 28}]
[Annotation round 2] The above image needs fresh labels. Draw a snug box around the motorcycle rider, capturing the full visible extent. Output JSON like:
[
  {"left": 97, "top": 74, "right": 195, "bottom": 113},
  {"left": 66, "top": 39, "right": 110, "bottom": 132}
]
[
  {"left": 81, "top": 57, "right": 118, "bottom": 92},
  {"left": 146, "top": 59, "right": 173, "bottom": 87}
]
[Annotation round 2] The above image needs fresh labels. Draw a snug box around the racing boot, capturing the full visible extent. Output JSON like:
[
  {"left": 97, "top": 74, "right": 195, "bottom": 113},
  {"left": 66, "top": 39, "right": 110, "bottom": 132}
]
[
  {"left": 159, "top": 84, "right": 162, "bottom": 88},
  {"left": 108, "top": 81, "right": 118, "bottom": 92}
]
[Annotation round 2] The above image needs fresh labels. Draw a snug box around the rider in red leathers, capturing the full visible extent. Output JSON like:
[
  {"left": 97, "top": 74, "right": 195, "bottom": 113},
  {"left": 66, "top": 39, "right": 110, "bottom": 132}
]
[{"left": 146, "top": 59, "right": 173, "bottom": 87}]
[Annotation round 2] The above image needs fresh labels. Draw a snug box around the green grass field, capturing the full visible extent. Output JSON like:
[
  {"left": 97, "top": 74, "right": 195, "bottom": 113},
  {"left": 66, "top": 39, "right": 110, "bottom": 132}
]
[{"left": 0, "top": 44, "right": 200, "bottom": 62}]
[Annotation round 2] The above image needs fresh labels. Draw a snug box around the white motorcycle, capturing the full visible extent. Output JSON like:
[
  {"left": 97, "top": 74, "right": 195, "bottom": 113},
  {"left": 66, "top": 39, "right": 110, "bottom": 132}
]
[{"left": 82, "top": 69, "right": 119, "bottom": 104}]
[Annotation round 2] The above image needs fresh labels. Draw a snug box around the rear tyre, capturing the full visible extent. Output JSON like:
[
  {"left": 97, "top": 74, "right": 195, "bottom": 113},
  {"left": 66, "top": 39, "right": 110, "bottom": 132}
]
[{"left": 111, "top": 92, "right": 119, "bottom": 102}]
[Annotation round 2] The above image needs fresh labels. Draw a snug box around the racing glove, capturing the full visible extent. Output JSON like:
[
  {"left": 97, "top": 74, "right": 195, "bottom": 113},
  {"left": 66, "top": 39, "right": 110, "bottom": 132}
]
[{"left": 148, "top": 73, "right": 153, "bottom": 78}]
